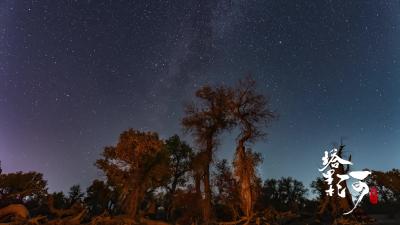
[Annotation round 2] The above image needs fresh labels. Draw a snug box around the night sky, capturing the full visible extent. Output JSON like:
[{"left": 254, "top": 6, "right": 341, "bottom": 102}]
[{"left": 1, "top": 0, "right": 400, "bottom": 193}]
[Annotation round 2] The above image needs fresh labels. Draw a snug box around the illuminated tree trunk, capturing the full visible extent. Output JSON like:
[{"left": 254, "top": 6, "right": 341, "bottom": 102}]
[
  {"left": 236, "top": 138, "right": 253, "bottom": 218},
  {"left": 126, "top": 188, "right": 144, "bottom": 220},
  {"left": 229, "top": 77, "right": 276, "bottom": 220}
]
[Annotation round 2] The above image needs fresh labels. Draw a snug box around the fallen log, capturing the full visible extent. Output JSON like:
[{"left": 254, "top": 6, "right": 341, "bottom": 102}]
[{"left": 0, "top": 204, "right": 30, "bottom": 222}]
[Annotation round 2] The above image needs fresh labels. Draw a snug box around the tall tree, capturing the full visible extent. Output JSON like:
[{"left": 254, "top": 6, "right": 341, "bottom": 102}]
[
  {"left": 182, "top": 85, "right": 234, "bottom": 223},
  {"left": 68, "top": 185, "right": 84, "bottom": 206},
  {"left": 230, "top": 78, "right": 276, "bottom": 218},
  {"left": 163, "top": 135, "right": 193, "bottom": 220},
  {"left": 96, "top": 129, "right": 170, "bottom": 220}
]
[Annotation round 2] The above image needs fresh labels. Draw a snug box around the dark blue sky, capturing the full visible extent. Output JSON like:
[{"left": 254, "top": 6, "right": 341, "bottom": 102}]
[{"left": 1, "top": 0, "right": 399, "bottom": 193}]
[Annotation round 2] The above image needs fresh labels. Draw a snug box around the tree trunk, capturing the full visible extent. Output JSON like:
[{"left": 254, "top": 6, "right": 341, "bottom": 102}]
[
  {"left": 203, "top": 163, "right": 212, "bottom": 224},
  {"left": 195, "top": 174, "right": 201, "bottom": 197},
  {"left": 127, "top": 188, "right": 143, "bottom": 220},
  {"left": 236, "top": 142, "right": 252, "bottom": 218}
]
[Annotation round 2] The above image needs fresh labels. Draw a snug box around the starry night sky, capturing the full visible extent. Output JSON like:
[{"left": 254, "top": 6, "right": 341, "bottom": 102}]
[{"left": 1, "top": 0, "right": 400, "bottom": 193}]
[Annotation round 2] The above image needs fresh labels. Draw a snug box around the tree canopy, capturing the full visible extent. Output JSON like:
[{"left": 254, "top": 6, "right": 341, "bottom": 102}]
[{"left": 95, "top": 129, "right": 170, "bottom": 219}]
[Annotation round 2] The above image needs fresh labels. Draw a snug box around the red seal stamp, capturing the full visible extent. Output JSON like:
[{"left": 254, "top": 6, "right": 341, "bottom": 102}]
[{"left": 369, "top": 186, "right": 378, "bottom": 205}]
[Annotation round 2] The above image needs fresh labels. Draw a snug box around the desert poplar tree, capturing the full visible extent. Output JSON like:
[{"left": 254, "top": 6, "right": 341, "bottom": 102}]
[
  {"left": 182, "top": 86, "right": 234, "bottom": 223},
  {"left": 96, "top": 129, "right": 170, "bottom": 220},
  {"left": 230, "top": 78, "right": 276, "bottom": 219}
]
